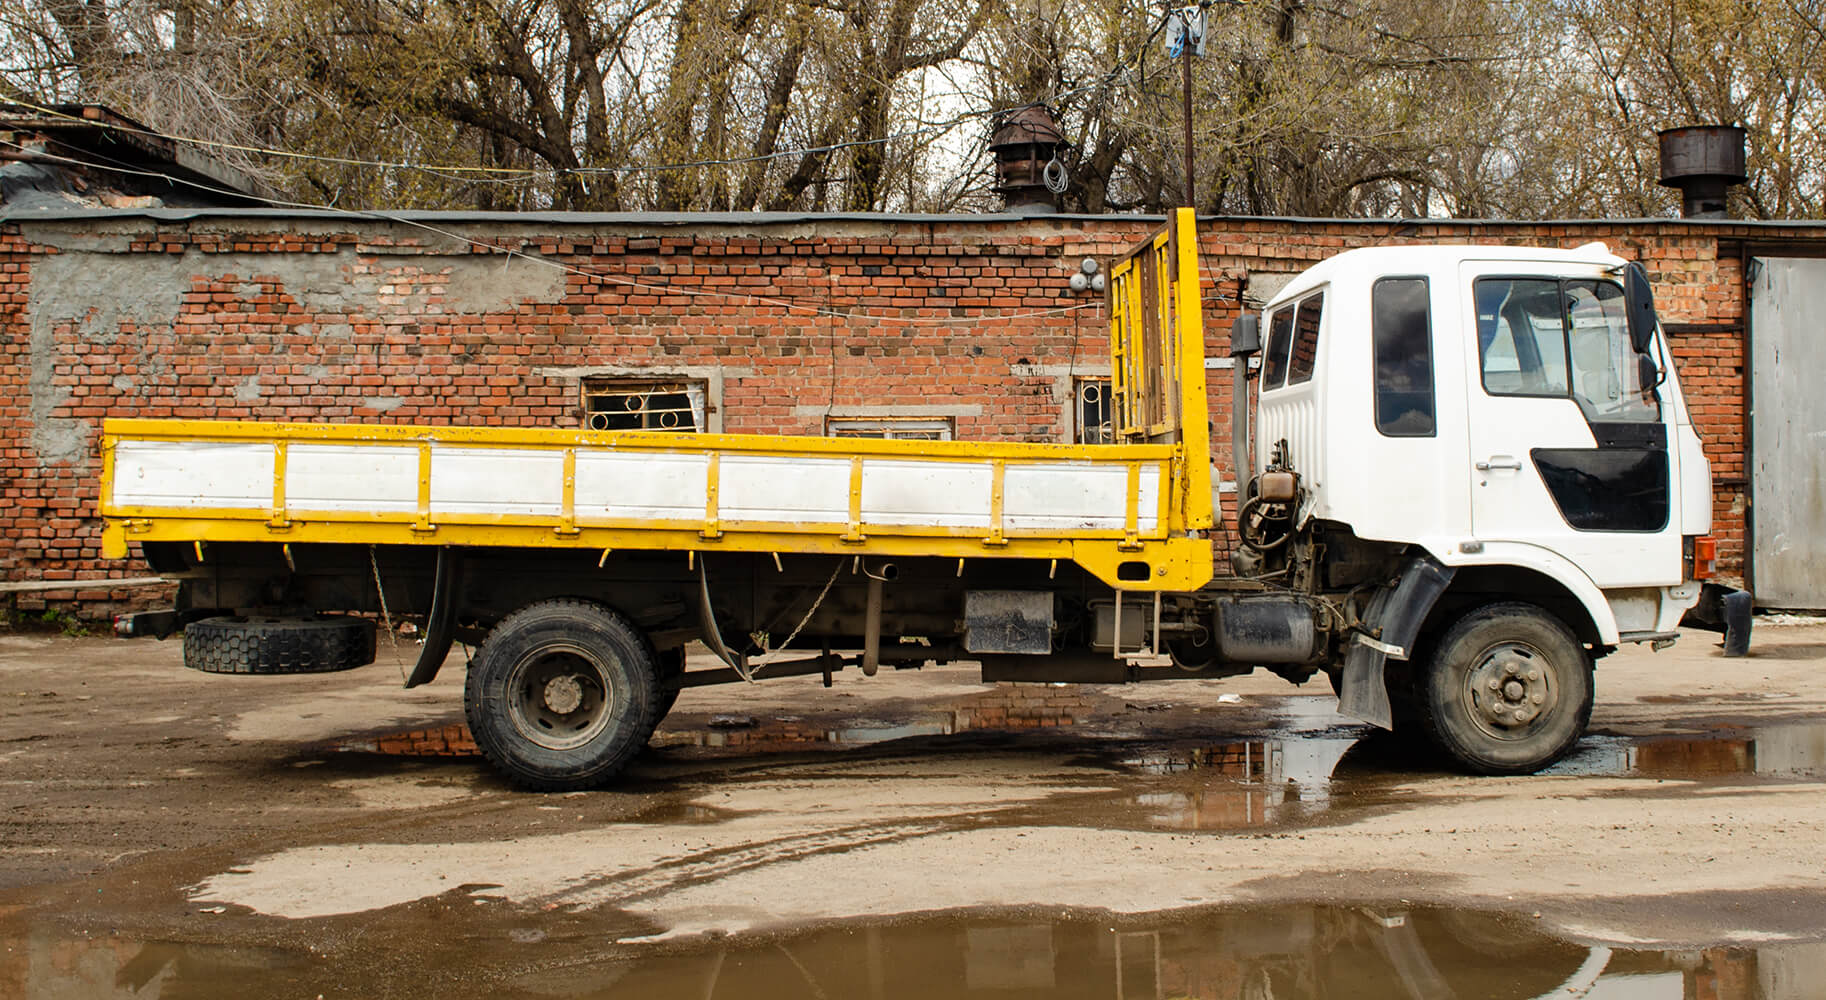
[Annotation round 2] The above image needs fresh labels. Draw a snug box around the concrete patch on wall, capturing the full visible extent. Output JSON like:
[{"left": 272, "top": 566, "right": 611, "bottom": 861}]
[
  {"left": 1244, "top": 272, "right": 1296, "bottom": 308},
  {"left": 20, "top": 247, "right": 568, "bottom": 461},
  {"left": 417, "top": 255, "right": 565, "bottom": 314},
  {"left": 27, "top": 312, "right": 86, "bottom": 463}
]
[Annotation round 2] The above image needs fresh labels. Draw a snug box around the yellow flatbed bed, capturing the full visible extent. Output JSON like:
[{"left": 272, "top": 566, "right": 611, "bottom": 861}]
[{"left": 101, "top": 211, "right": 1216, "bottom": 592}]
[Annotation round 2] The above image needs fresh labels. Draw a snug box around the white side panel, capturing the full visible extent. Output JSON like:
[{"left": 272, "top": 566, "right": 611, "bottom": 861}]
[
  {"left": 1004, "top": 463, "right": 1157, "bottom": 532},
  {"left": 721, "top": 455, "right": 851, "bottom": 524},
  {"left": 112, "top": 440, "right": 273, "bottom": 509},
  {"left": 287, "top": 444, "right": 419, "bottom": 513},
  {"left": 861, "top": 459, "right": 993, "bottom": 528},
  {"left": 575, "top": 451, "right": 710, "bottom": 521},
  {"left": 431, "top": 447, "right": 564, "bottom": 517},
  {"left": 1257, "top": 394, "right": 1321, "bottom": 519}
]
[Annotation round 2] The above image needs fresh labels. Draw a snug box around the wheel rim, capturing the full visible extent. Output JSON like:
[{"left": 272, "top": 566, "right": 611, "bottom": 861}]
[
  {"left": 505, "top": 643, "right": 616, "bottom": 751},
  {"left": 1462, "top": 640, "right": 1558, "bottom": 741}
]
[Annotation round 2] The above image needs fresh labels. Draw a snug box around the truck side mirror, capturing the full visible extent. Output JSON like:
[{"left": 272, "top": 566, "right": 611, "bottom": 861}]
[
  {"left": 1624, "top": 261, "right": 1657, "bottom": 355},
  {"left": 1229, "top": 315, "right": 1260, "bottom": 358}
]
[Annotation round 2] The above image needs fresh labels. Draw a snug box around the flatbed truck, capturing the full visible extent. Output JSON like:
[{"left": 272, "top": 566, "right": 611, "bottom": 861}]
[{"left": 100, "top": 210, "right": 1716, "bottom": 789}]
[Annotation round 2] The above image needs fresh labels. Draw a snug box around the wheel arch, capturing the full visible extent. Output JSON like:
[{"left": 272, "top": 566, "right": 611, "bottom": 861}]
[{"left": 1420, "top": 559, "right": 1614, "bottom": 652}]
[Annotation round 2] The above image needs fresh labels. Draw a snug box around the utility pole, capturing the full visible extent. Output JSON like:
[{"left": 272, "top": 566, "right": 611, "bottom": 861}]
[
  {"left": 1166, "top": 5, "right": 1206, "bottom": 210},
  {"left": 1182, "top": 44, "right": 1195, "bottom": 208}
]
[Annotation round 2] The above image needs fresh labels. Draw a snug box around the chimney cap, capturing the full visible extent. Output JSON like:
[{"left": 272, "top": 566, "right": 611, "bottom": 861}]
[
  {"left": 989, "top": 105, "right": 1066, "bottom": 150},
  {"left": 1657, "top": 125, "right": 1747, "bottom": 186}
]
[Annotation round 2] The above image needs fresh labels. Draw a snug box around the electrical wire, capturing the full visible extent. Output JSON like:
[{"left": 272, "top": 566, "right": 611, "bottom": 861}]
[{"left": 2, "top": 137, "right": 1101, "bottom": 327}]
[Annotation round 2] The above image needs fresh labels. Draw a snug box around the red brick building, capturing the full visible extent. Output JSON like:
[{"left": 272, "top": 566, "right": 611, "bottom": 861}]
[{"left": 4, "top": 207, "right": 1822, "bottom": 616}]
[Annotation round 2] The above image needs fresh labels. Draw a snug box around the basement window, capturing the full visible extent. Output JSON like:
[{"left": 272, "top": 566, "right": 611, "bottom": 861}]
[
  {"left": 826, "top": 417, "right": 955, "bottom": 440},
  {"left": 581, "top": 378, "right": 706, "bottom": 432},
  {"left": 1076, "top": 377, "right": 1113, "bottom": 444}
]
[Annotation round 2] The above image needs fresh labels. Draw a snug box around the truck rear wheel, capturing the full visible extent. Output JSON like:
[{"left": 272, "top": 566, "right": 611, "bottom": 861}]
[
  {"left": 1418, "top": 602, "right": 1592, "bottom": 775},
  {"left": 463, "top": 600, "right": 661, "bottom": 791}
]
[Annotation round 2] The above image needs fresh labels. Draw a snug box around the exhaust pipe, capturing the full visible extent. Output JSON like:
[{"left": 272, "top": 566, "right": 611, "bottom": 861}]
[
  {"left": 861, "top": 562, "right": 897, "bottom": 676},
  {"left": 1227, "top": 315, "right": 1260, "bottom": 493}
]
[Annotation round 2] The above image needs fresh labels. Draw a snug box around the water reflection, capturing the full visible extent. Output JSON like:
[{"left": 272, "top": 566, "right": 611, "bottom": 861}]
[
  {"left": 1555, "top": 724, "right": 1826, "bottom": 779},
  {"left": 527, "top": 907, "right": 1826, "bottom": 1000},
  {"left": 6, "top": 905, "right": 1821, "bottom": 999},
  {"left": 651, "top": 684, "right": 1095, "bottom": 751}
]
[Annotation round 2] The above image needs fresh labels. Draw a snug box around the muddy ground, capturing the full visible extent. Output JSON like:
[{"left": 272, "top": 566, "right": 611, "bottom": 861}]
[{"left": 3, "top": 621, "right": 1825, "bottom": 998}]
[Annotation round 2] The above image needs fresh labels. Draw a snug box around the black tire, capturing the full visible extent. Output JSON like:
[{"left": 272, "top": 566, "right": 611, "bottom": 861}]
[
  {"left": 463, "top": 599, "right": 661, "bottom": 791},
  {"left": 184, "top": 615, "right": 376, "bottom": 674},
  {"left": 1417, "top": 602, "right": 1593, "bottom": 775}
]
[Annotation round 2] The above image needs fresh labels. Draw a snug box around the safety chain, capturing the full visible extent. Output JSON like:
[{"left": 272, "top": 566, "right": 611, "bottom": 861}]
[
  {"left": 746, "top": 560, "right": 844, "bottom": 677},
  {"left": 369, "top": 546, "right": 407, "bottom": 683}
]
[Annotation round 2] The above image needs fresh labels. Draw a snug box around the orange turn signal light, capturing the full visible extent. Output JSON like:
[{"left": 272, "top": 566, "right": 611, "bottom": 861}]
[{"left": 1691, "top": 536, "right": 1717, "bottom": 580}]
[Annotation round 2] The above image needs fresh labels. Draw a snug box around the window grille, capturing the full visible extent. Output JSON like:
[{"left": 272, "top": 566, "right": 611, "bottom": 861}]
[
  {"left": 1076, "top": 377, "right": 1113, "bottom": 444},
  {"left": 581, "top": 379, "right": 706, "bottom": 432}
]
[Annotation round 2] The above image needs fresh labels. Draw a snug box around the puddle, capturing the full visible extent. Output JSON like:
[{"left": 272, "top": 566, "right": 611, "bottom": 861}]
[
  {"left": 6, "top": 903, "right": 1821, "bottom": 999},
  {"left": 333, "top": 685, "right": 1100, "bottom": 757},
  {"left": 1553, "top": 724, "right": 1826, "bottom": 779}
]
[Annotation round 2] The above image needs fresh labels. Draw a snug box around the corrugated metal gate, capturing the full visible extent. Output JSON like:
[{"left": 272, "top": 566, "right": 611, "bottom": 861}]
[{"left": 1750, "top": 257, "right": 1826, "bottom": 609}]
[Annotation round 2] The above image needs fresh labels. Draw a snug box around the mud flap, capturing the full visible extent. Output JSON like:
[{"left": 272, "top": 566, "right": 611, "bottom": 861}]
[
  {"left": 1339, "top": 554, "right": 1455, "bottom": 729},
  {"left": 1681, "top": 581, "right": 1754, "bottom": 657},
  {"left": 404, "top": 547, "right": 461, "bottom": 689}
]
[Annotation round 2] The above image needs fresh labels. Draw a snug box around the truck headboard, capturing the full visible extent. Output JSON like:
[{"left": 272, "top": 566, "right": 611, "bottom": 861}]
[{"left": 1106, "top": 207, "right": 1214, "bottom": 531}]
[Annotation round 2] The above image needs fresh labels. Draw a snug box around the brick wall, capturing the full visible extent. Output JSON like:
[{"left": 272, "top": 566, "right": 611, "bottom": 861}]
[{"left": 5, "top": 209, "right": 1813, "bottom": 617}]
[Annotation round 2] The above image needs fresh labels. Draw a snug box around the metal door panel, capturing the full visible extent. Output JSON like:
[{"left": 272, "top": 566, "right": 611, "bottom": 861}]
[{"left": 1750, "top": 258, "right": 1826, "bottom": 608}]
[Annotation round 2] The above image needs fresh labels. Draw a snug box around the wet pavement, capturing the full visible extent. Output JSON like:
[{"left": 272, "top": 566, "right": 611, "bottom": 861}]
[{"left": 5, "top": 625, "right": 1826, "bottom": 998}]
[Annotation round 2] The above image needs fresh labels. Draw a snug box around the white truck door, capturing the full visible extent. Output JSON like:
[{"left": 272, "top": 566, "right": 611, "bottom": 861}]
[{"left": 1460, "top": 262, "right": 1682, "bottom": 590}]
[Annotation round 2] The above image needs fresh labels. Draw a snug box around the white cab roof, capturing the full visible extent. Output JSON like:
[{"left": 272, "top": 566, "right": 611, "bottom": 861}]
[{"left": 1265, "top": 242, "right": 1629, "bottom": 310}]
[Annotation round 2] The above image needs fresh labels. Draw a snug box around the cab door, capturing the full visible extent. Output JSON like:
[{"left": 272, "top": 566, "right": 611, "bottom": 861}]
[{"left": 1460, "top": 261, "right": 1681, "bottom": 589}]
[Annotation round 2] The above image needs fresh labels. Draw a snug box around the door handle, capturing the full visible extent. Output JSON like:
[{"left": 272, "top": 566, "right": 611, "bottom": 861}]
[{"left": 1476, "top": 457, "right": 1524, "bottom": 471}]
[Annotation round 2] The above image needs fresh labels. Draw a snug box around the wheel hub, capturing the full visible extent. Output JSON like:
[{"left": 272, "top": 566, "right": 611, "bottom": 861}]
[
  {"left": 1468, "top": 645, "right": 1553, "bottom": 732},
  {"left": 543, "top": 675, "right": 584, "bottom": 714},
  {"left": 505, "top": 648, "right": 614, "bottom": 751}
]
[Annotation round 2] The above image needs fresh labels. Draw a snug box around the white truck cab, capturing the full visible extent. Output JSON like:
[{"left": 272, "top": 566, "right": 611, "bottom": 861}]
[{"left": 1238, "top": 241, "right": 1713, "bottom": 770}]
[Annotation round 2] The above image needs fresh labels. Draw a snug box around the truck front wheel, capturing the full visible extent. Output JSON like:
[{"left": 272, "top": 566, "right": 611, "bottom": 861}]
[
  {"left": 464, "top": 600, "right": 661, "bottom": 791},
  {"left": 1418, "top": 602, "right": 1592, "bottom": 775}
]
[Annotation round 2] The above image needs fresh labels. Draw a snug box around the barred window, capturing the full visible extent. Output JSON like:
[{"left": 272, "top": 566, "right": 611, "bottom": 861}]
[
  {"left": 581, "top": 379, "right": 706, "bottom": 432},
  {"left": 1076, "top": 377, "right": 1113, "bottom": 444}
]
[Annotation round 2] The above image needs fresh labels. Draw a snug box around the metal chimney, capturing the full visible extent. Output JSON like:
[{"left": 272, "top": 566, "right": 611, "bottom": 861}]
[
  {"left": 989, "top": 105, "right": 1067, "bottom": 214},
  {"left": 1657, "top": 126, "right": 1747, "bottom": 218}
]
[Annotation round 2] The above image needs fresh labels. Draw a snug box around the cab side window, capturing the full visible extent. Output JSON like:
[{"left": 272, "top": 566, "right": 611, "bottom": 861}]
[
  {"left": 1287, "top": 292, "right": 1325, "bottom": 385},
  {"left": 1262, "top": 305, "right": 1295, "bottom": 389},
  {"left": 1565, "top": 280, "right": 1659, "bottom": 422},
  {"left": 1372, "top": 277, "right": 1434, "bottom": 436},
  {"left": 1475, "top": 276, "right": 1659, "bottom": 423},
  {"left": 1476, "top": 278, "right": 1569, "bottom": 396}
]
